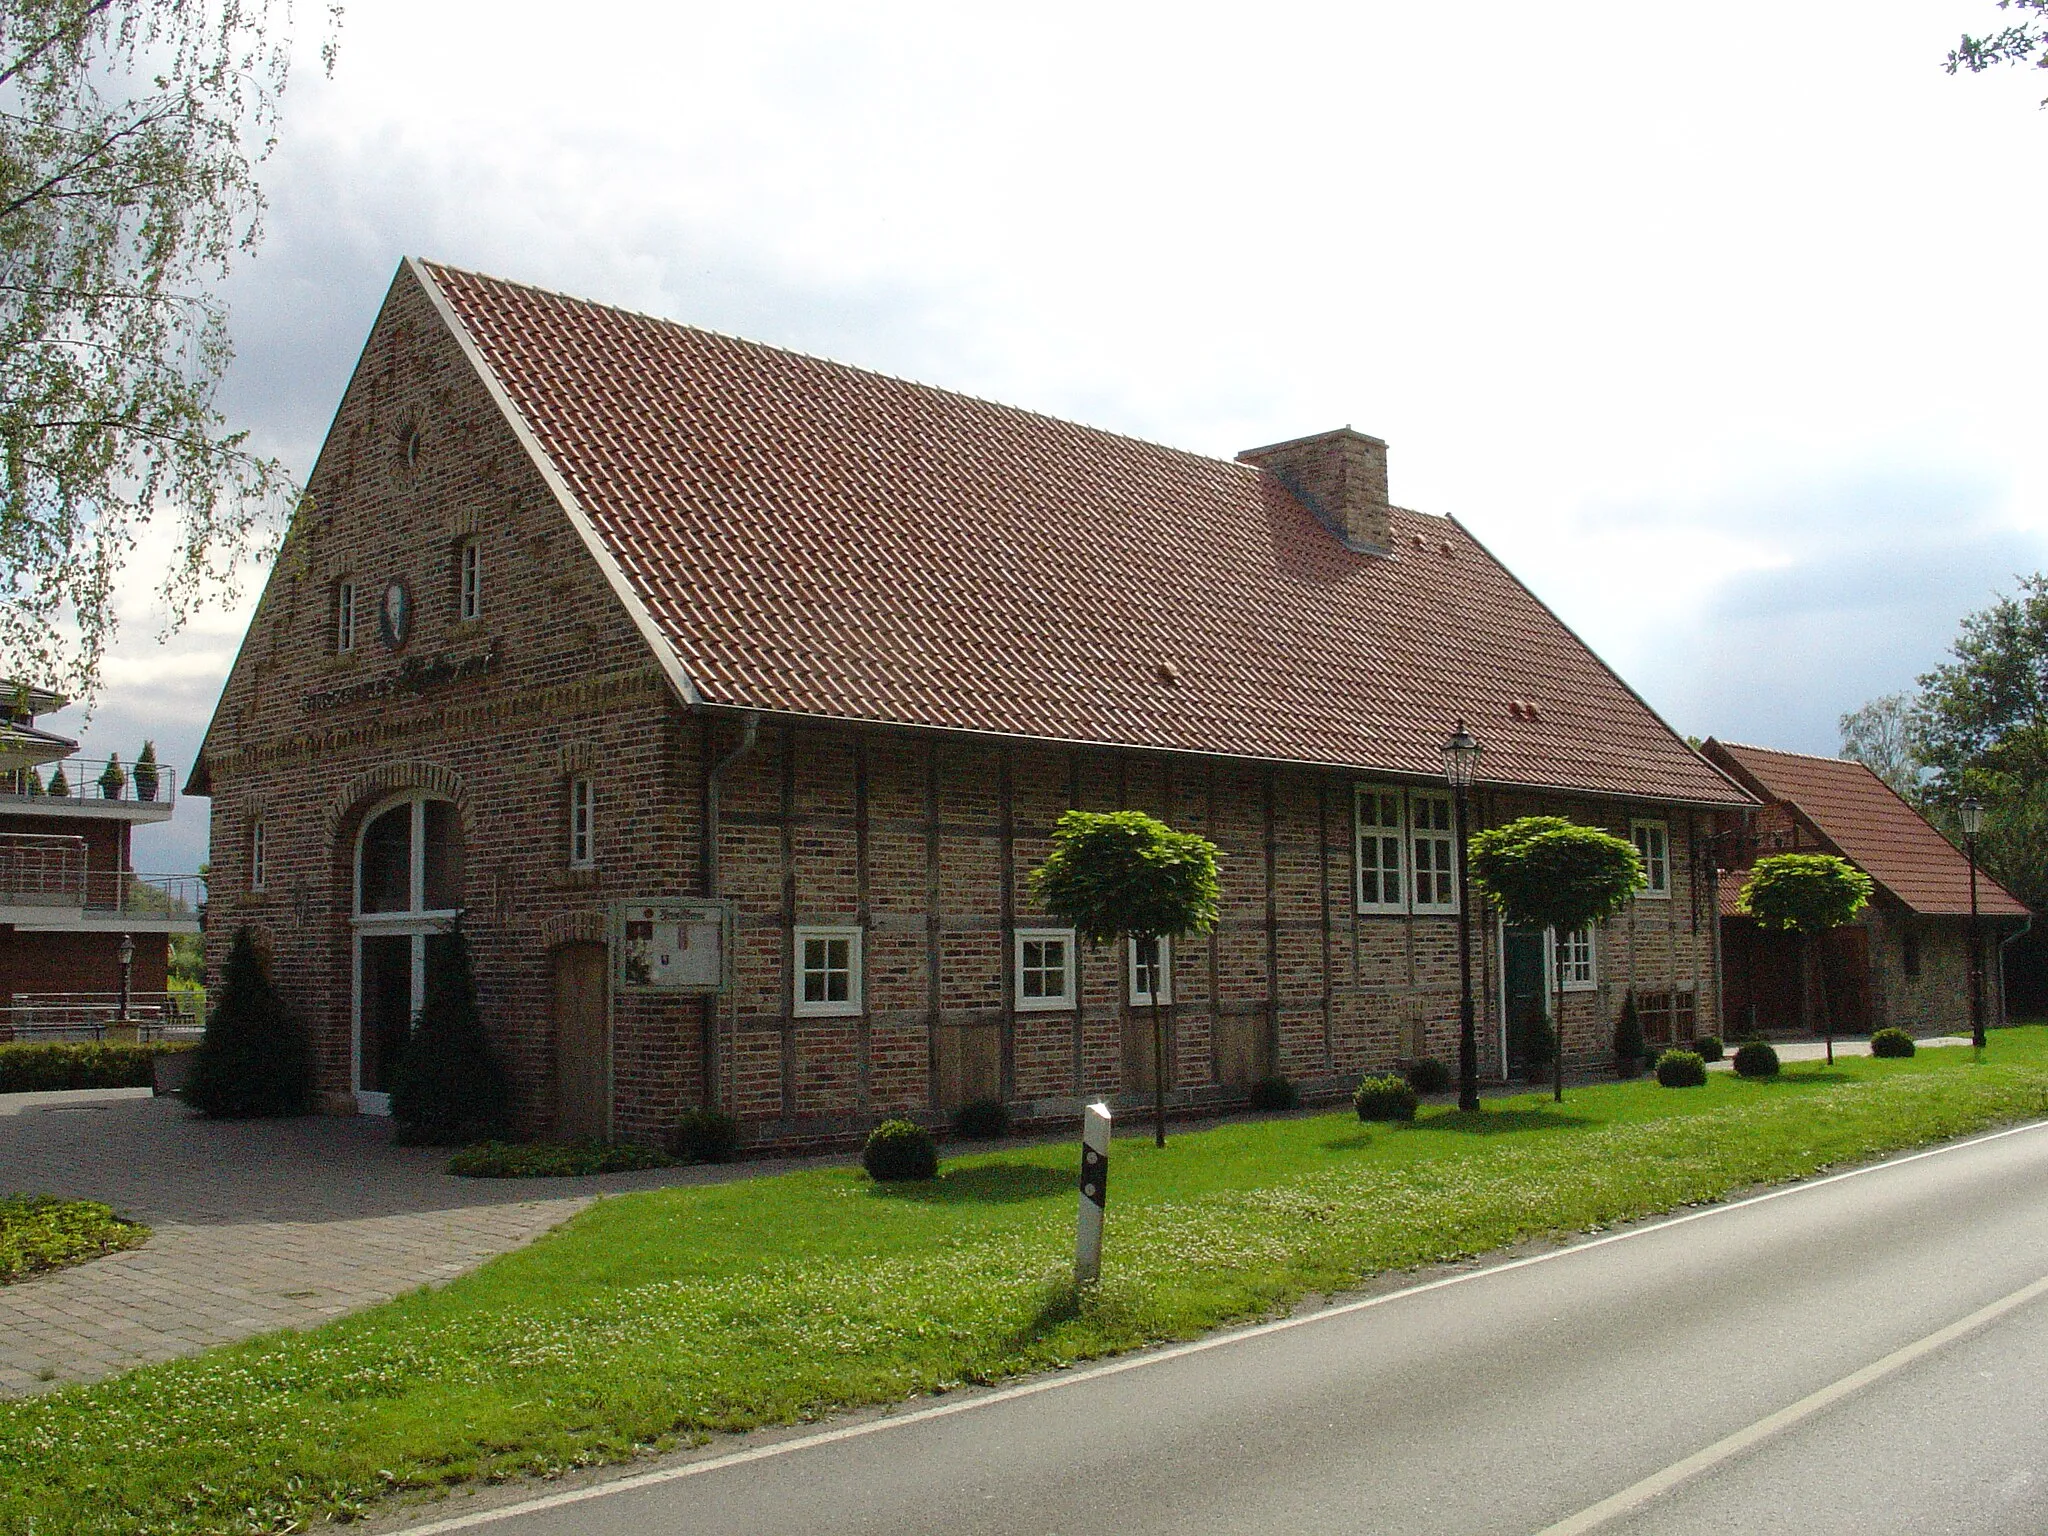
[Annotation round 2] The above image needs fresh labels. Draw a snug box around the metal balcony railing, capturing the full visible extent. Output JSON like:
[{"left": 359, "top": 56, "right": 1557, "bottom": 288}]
[
  {"left": 0, "top": 833, "right": 87, "bottom": 907},
  {"left": 0, "top": 991, "right": 203, "bottom": 1041},
  {"left": 0, "top": 759, "right": 176, "bottom": 808},
  {"left": 81, "top": 871, "right": 206, "bottom": 917}
]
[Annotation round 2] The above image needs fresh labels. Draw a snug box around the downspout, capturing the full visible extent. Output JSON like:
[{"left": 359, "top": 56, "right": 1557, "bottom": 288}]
[
  {"left": 1999, "top": 913, "right": 2033, "bottom": 1029},
  {"left": 701, "top": 711, "right": 761, "bottom": 1113}
]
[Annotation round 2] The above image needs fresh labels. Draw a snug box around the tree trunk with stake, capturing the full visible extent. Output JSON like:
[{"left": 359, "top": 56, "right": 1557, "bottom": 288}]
[
  {"left": 1150, "top": 974, "right": 1166, "bottom": 1149},
  {"left": 1552, "top": 935, "right": 1567, "bottom": 1105}
]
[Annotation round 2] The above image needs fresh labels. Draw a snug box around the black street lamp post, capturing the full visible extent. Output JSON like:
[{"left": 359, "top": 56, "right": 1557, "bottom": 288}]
[
  {"left": 1962, "top": 795, "right": 1985, "bottom": 1051},
  {"left": 1442, "top": 720, "right": 1484, "bottom": 1113},
  {"left": 117, "top": 932, "right": 135, "bottom": 1025}
]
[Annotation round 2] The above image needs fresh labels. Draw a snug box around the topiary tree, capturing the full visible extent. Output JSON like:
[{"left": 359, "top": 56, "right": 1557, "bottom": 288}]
[
  {"left": 388, "top": 923, "right": 511, "bottom": 1146},
  {"left": 1469, "top": 816, "right": 1644, "bottom": 1102},
  {"left": 185, "top": 926, "right": 313, "bottom": 1117},
  {"left": 1030, "top": 809, "right": 1221, "bottom": 1148},
  {"left": 1737, "top": 853, "right": 1873, "bottom": 1064},
  {"left": 1613, "top": 991, "right": 1645, "bottom": 1079}
]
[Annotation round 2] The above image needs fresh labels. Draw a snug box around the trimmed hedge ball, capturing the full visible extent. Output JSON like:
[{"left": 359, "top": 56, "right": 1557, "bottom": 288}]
[
  {"left": 1401, "top": 1057, "right": 1452, "bottom": 1095},
  {"left": 1248, "top": 1076, "right": 1300, "bottom": 1111},
  {"left": 1732, "top": 1041, "right": 1781, "bottom": 1079},
  {"left": 1655, "top": 1049, "right": 1708, "bottom": 1088},
  {"left": 1354, "top": 1074, "right": 1419, "bottom": 1123},
  {"left": 1695, "top": 1034, "right": 1725, "bottom": 1062},
  {"left": 863, "top": 1119, "right": 939, "bottom": 1182},
  {"left": 668, "top": 1109, "right": 740, "bottom": 1164},
  {"left": 1870, "top": 1027, "right": 1916, "bottom": 1059}
]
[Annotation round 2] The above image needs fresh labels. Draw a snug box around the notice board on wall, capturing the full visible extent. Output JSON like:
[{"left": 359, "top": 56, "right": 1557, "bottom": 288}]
[{"left": 612, "top": 899, "right": 733, "bottom": 994}]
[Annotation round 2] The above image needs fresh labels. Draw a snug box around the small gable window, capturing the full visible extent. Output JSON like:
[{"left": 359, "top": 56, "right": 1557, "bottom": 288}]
[
  {"left": 250, "top": 819, "right": 266, "bottom": 892},
  {"left": 459, "top": 539, "right": 481, "bottom": 622},
  {"left": 568, "top": 777, "right": 594, "bottom": 869},
  {"left": 1632, "top": 819, "right": 1670, "bottom": 898},
  {"left": 335, "top": 582, "right": 357, "bottom": 653}
]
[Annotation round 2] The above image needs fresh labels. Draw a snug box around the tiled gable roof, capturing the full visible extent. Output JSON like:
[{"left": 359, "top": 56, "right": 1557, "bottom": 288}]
[
  {"left": 420, "top": 260, "right": 1750, "bottom": 807},
  {"left": 1704, "top": 741, "right": 2028, "bottom": 918}
]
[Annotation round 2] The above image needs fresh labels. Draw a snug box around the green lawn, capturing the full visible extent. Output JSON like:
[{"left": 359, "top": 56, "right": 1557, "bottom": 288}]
[
  {"left": 9, "top": 1034, "right": 2048, "bottom": 1534},
  {"left": 0, "top": 1196, "right": 146, "bottom": 1284}
]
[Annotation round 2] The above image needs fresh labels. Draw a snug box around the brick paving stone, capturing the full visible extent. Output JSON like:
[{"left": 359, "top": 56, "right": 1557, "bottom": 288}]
[{"left": 0, "top": 1092, "right": 799, "bottom": 1394}]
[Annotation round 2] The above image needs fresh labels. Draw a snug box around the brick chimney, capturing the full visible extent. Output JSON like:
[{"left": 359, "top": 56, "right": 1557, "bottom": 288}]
[{"left": 1237, "top": 428, "right": 1392, "bottom": 554}]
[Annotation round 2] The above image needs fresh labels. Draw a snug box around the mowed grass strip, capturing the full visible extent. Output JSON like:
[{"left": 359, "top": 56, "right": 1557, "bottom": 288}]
[
  {"left": 0, "top": 1196, "right": 147, "bottom": 1283},
  {"left": 8, "top": 1036, "right": 2048, "bottom": 1534}
]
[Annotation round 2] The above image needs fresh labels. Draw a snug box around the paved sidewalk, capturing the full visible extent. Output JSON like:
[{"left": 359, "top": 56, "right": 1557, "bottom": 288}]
[{"left": 0, "top": 1094, "right": 776, "bottom": 1396}]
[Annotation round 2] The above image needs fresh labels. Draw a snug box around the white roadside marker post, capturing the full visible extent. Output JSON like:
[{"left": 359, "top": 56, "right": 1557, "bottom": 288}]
[{"left": 1076, "top": 1100, "right": 1111, "bottom": 1287}]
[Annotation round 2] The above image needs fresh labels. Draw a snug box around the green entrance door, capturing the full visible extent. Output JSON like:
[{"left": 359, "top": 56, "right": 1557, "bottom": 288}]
[{"left": 1503, "top": 926, "right": 1550, "bottom": 1080}]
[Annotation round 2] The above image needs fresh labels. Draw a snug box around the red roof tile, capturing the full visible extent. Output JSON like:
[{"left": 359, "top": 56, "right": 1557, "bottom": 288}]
[
  {"left": 1704, "top": 741, "right": 2028, "bottom": 918},
  {"left": 421, "top": 261, "right": 1750, "bottom": 807}
]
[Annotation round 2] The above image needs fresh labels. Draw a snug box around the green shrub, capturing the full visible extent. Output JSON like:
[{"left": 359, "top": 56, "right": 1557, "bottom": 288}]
[
  {"left": 863, "top": 1119, "right": 938, "bottom": 1182},
  {"left": 1695, "top": 1034, "right": 1724, "bottom": 1062},
  {"left": 1248, "top": 1076, "right": 1299, "bottom": 1111},
  {"left": 389, "top": 926, "right": 510, "bottom": 1146},
  {"left": 1613, "top": 993, "right": 1645, "bottom": 1078},
  {"left": 0, "top": 1196, "right": 148, "bottom": 1281},
  {"left": 668, "top": 1109, "right": 741, "bottom": 1164},
  {"left": 1508, "top": 1004, "right": 1555, "bottom": 1078},
  {"left": 1733, "top": 1041, "right": 1782, "bottom": 1079},
  {"left": 953, "top": 1098, "right": 1011, "bottom": 1139},
  {"left": 1870, "top": 1027, "right": 1916, "bottom": 1058},
  {"left": 1655, "top": 1049, "right": 1708, "bottom": 1088},
  {"left": 1353, "top": 1073, "right": 1419, "bottom": 1123},
  {"left": 447, "top": 1140, "right": 674, "bottom": 1178},
  {"left": 186, "top": 928, "right": 314, "bottom": 1118},
  {"left": 1401, "top": 1058, "right": 1451, "bottom": 1095},
  {"left": 0, "top": 1041, "right": 193, "bottom": 1094}
]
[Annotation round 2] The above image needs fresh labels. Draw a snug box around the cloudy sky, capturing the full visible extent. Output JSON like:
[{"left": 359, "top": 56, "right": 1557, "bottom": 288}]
[{"left": 55, "top": 0, "right": 2048, "bottom": 875}]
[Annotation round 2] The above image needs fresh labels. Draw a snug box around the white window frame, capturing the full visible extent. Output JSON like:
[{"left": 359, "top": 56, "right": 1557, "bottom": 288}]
[
  {"left": 336, "top": 581, "right": 356, "bottom": 653},
  {"left": 1129, "top": 934, "right": 1171, "bottom": 1007},
  {"left": 1632, "top": 819, "right": 1671, "bottom": 899},
  {"left": 249, "top": 819, "right": 266, "bottom": 892},
  {"left": 1409, "top": 790, "right": 1460, "bottom": 915},
  {"left": 459, "top": 539, "right": 482, "bottom": 622},
  {"left": 1355, "top": 785, "right": 1409, "bottom": 914},
  {"left": 1552, "top": 925, "right": 1597, "bottom": 991},
  {"left": 1015, "top": 928, "right": 1077, "bottom": 1012},
  {"left": 568, "top": 777, "right": 594, "bottom": 869},
  {"left": 793, "top": 925, "right": 863, "bottom": 1017}
]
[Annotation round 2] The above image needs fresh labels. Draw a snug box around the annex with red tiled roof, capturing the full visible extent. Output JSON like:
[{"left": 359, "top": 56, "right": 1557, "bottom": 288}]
[{"left": 192, "top": 258, "right": 1748, "bottom": 1148}]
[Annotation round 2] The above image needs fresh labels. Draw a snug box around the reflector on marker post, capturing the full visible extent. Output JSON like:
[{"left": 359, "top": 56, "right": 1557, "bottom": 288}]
[{"left": 1076, "top": 1100, "right": 1111, "bottom": 1286}]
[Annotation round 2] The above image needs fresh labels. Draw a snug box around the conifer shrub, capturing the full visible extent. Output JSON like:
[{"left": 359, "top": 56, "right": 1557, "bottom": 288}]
[
  {"left": 668, "top": 1108, "right": 740, "bottom": 1163},
  {"left": 862, "top": 1119, "right": 938, "bottom": 1182},
  {"left": 1400, "top": 1057, "right": 1452, "bottom": 1095},
  {"left": 185, "top": 927, "right": 313, "bottom": 1118},
  {"left": 133, "top": 740, "right": 160, "bottom": 801},
  {"left": 1508, "top": 1004, "right": 1555, "bottom": 1078},
  {"left": 46, "top": 764, "right": 68, "bottom": 797},
  {"left": 1248, "top": 1075, "right": 1299, "bottom": 1111},
  {"left": 1870, "top": 1027, "right": 1916, "bottom": 1058},
  {"left": 952, "top": 1097, "right": 1011, "bottom": 1139},
  {"left": 97, "top": 752, "right": 125, "bottom": 798},
  {"left": 1655, "top": 1049, "right": 1708, "bottom": 1088},
  {"left": 1613, "top": 993, "right": 1645, "bottom": 1078},
  {"left": 1695, "top": 1034, "right": 1724, "bottom": 1062},
  {"left": 389, "top": 925, "right": 511, "bottom": 1145},
  {"left": 1733, "top": 1040, "right": 1782, "bottom": 1079},
  {"left": 1353, "top": 1073, "right": 1419, "bottom": 1123}
]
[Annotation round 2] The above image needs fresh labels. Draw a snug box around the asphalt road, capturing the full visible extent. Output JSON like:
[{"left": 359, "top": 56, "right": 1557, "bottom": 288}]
[{"left": 394, "top": 1120, "right": 2048, "bottom": 1536}]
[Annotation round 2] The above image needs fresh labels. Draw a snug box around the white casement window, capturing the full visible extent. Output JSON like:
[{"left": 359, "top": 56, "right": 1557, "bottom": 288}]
[
  {"left": 1556, "top": 926, "right": 1596, "bottom": 990},
  {"left": 1355, "top": 787, "right": 1408, "bottom": 913},
  {"left": 459, "top": 539, "right": 481, "bottom": 622},
  {"left": 1130, "top": 935, "right": 1171, "bottom": 1007},
  {"left": 1016, "top": 928, "right": 1076, "bottom": 1011},
  {"left": 250, "top": 819, "right": 266, "bottom": 892},
  {"left": 568, "top": 777, "right": 594, "bottom": 868},
  {"left": 336, "top": 582, "right": 356, "bottom": 653},
  {"left": 794, "top": 925, "right": 862, "bottom": 1016},
  {"left": 1632, "top": 819, "right": 1671, "bottom": 899},
  {"left": 1409, "top": 791, "right": 1459, "bottom": 914}
]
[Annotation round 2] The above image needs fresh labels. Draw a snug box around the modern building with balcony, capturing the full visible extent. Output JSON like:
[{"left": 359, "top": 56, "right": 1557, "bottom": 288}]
[{"left": 0, "top": 682, "right": 204, "bottom": 1035}]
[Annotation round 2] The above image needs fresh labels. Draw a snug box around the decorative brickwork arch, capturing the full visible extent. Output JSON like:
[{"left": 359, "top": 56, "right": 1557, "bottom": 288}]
[
  {"left": 322, "top": 762, "right": 471, "bottom": 841},
  {"left": 541, "top": 910, "right": 608, "bottom": 949}
]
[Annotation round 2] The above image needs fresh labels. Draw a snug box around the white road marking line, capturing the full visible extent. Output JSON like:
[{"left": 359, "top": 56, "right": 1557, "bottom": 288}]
[
  {"left": 391, "top": 1117, "right": 2048, "bottom": 1534},
  {"left": 1533, "top": 1268, "right": 2048, "bottom": 1535}
]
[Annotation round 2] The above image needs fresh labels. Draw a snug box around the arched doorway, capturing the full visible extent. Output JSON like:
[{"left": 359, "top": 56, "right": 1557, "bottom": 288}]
[
  {"left": 352, "top": 794, "right": 464, "bottom": 1113},
  {"left": 551, "top": 942, "right": 610, "bottom": 1139}
]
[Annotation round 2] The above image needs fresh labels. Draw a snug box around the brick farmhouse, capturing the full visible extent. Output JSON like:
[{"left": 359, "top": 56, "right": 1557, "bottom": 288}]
[
  {"left": 191, "top": 260, "right": 1755, "bottom": 1149},
  {"left": 1703, "top": 740, "right": 2028, "bottom": 1040}
]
